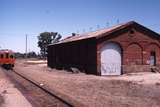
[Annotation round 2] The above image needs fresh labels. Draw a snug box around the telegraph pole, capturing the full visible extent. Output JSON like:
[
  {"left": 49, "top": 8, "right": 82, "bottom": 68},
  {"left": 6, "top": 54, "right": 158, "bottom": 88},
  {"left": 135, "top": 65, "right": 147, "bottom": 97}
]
[
  {"left": 25, "top": 34, "right": 28, "bottom": 59},
  {"left": 117, "top": 19, "right": 120, "bottom": 24}
]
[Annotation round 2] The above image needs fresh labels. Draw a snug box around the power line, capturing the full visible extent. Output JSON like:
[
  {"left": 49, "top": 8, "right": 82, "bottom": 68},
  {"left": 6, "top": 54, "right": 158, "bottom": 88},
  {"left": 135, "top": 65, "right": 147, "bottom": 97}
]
[
  {"left": 0, "top": 33, "right": 39, "bottom": 36},
  {"left": 147, "top": 24, "right": 160, "bottom": 27},
  {"left": 106, "top": 22, "right": 109, "bottom": 28}
]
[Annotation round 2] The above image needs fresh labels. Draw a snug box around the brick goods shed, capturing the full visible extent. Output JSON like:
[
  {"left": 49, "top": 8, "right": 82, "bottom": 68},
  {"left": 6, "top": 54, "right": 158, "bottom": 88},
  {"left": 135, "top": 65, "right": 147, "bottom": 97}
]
[{"left": 47, "top": 21, "right": 160, "bottom": 75}]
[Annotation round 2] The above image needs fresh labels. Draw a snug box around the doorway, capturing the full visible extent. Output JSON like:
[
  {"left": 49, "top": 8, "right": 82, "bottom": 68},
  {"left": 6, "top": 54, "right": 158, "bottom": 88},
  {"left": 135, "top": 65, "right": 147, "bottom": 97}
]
[
  {"left": 150, "top": 51, "right": 156, "bottom": 66},
  {"left": 100, "top": 42, "right": 122, "bottom": 75}
]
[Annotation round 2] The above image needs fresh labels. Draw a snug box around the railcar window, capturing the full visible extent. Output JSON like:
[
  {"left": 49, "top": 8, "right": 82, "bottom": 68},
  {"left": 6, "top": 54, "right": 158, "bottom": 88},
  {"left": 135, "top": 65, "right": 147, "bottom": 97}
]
[
  {"left": 1, "top": 54, "right": 4, "bottom": 58},
  {"left": 6, "top": 53, "right": 9, "bottom": 58},
  {"left": 10, "top": 55, "right": 14, "bottom": 58}
]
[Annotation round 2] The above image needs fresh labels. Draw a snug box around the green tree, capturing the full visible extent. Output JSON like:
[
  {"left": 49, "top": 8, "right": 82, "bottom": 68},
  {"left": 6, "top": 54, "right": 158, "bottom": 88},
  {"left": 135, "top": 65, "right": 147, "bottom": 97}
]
[
  {"left": 38, "top": 32, "right": 62, "bottom": 58},
  {"left": 27, "top": 51, "right": 37, "bottom": 58}
]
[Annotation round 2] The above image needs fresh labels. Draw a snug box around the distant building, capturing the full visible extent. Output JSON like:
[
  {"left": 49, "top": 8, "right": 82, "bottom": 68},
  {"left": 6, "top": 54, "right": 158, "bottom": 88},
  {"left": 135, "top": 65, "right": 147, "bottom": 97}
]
[{"left": 47, "top": 21, "right": 160, "bottom": 75}]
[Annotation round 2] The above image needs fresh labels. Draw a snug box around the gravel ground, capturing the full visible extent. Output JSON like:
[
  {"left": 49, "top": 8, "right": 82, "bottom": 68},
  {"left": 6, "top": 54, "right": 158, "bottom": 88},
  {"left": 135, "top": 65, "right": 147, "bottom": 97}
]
[
  {"left": 15, "top": 59, "right": 160, "bottom": 107},
  {"left": 5, "top": 70, "right": 70, "bottom": 107},
  {"left": 0, "top": 67, "right": 32, "bottom": 107},
  {"left": 0, "top": 94, "right": 4, "bottom": 106}
]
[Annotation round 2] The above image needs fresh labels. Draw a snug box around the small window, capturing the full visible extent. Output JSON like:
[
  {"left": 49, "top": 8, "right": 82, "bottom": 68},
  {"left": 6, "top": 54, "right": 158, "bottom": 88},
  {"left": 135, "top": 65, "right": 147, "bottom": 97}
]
[
  {"left": 10, "top": 55, "right": 14, "bottom": 59},
  {"left": 6, "top": 53, "right": 9, "bottom": 58},
  {"left": 1, "top": 54, "right": 4, "bottom": 58},
  {"left": 128, "top": 30, "right": 135, "bottom": 37},
  {"left": 130, "top": 30, "right": 134, "bottom": 34}
]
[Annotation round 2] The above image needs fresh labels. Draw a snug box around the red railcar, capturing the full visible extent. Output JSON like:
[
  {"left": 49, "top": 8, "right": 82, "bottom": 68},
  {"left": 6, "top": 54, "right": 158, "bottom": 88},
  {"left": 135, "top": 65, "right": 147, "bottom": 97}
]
[{"left": 0, "top": 50, "right": 15, "bottom": 69}]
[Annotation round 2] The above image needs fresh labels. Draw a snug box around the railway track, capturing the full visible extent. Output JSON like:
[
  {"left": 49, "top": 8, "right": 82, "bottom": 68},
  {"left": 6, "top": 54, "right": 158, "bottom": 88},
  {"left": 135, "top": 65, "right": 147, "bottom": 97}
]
[{"left": 3, "top": 68, "right": 74, "bottom": 107}]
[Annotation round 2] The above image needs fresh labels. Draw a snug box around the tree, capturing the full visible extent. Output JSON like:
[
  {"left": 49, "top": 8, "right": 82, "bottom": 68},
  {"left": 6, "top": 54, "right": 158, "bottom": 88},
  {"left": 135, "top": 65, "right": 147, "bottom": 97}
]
[
  {"left": 27, "top": 51, "right": 37, "bottom": 58},
  {"left": 38, "top": 32, "right": 62, "bottom": 58}
]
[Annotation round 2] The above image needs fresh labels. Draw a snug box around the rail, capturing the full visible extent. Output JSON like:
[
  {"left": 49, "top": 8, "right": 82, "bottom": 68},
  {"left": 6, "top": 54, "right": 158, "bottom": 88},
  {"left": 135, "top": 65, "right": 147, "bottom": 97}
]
[{"left": 12, "top": 69, "right": 74, "bottom": 107}]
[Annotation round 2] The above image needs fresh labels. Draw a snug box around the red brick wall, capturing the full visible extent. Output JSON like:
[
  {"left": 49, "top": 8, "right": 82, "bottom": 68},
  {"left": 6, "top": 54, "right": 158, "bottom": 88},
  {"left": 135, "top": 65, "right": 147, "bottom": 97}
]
[
  {"left": 124, "top": 43, "right": 143, "bottom": 65},
  {"left": 97, "top": 27, "right": 160, "bottom": 74}
]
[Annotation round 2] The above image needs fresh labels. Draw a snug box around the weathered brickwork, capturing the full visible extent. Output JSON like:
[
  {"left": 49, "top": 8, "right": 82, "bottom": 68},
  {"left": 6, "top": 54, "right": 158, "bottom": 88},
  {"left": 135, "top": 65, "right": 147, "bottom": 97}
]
[
  {"left": 97, "top": 25, "right": 160, "bottom": 74},
  {"left": 48, "top": 21, "right": 160, "bottom": 75}
]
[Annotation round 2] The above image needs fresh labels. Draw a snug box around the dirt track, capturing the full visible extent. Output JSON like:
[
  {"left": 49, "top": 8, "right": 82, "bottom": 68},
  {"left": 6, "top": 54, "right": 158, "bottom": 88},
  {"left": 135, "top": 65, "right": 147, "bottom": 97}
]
[
  {"left": 0, "top": 67, "right": 32, "bottom": 107},
  {"left": 5, "top": 69, "right": 70, "bottom": 107},
  {"left": 14, "top": 59, "right": 160, "bottom": 107}
]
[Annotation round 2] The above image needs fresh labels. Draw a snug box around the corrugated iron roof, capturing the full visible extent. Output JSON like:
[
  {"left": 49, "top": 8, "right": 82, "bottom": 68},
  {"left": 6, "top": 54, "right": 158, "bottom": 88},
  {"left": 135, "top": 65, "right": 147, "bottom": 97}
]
[
  {"left": 50, "top": 21, "right": 137, "bottom": 45},
  {"left": 53, "top": 21, "right": 135, "bottom": 45},
  {"left": 60, "top": 24, "right": 122, "bottom": 42}
]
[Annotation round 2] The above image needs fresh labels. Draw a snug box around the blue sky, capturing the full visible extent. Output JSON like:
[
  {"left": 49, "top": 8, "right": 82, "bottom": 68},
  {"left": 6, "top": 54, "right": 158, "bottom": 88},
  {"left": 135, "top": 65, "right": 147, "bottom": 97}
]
[{"left": 0, "top": 0, "right": 160, "bottom": 53}]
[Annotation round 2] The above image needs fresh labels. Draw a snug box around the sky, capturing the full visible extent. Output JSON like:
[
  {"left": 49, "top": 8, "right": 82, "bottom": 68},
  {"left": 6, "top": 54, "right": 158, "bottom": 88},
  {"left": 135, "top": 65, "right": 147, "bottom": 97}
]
[{"left": 0, "top": 0, "right": 160, "bottom": 53}]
